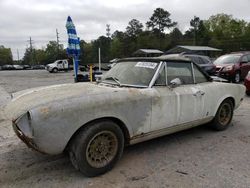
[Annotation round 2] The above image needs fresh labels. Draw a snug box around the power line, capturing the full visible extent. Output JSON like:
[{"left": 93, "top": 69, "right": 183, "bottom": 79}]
[
  {"left": 27, "top": 37, "right": 35, "bottom": 65},
  {"left": 56, "top": 29, "right": 60, "bottom": 58}
]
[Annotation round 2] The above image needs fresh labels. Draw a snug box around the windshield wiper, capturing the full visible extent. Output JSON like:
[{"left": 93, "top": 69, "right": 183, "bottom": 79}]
[{"left": 103, "top": 76, "right": 121, "bottom": 86}]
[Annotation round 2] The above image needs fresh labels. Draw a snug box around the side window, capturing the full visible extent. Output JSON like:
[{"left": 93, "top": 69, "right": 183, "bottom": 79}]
[
  {"left": 187, "top": 56, "right": 200, "bottom": 64},
  {"left": 198, "top": 57, "right": 209, "bottom": 64},
  {"left": 247, "top": 55, "right": 250, "bottom": 62},
  {"left": 241, "top": 56, "right": 248, "bottom": 63},
  {"left": 167, "top": 62, "right": 194, "bottom": 85},
  {"left": 193, "top": 64, "right": 208, "bottom": 83},
  {"left": 57, "top": 61, "right": 62, "bottom": 64},
  {"left": 155, "top": 64, "right": 166, "bottom": 86}
]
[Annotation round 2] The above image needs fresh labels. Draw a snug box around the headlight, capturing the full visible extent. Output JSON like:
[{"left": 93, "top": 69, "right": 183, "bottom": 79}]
[
  {"left": 223, "top": 65, "right": 233, "bottom": 71},
  {"left": 15, "top": 112, "right": 33, "bottom": 138}
]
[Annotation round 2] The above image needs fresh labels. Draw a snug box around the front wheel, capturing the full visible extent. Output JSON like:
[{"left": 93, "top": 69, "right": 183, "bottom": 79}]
[
  {"left": 52, "top": 68, "right": 58, "bottom": 73},
  {"left": 69, "top": 121, "right": 124, "bottom": 177},
  {"left": 211, "top": 99, "right": 233, "bottom": 131}
]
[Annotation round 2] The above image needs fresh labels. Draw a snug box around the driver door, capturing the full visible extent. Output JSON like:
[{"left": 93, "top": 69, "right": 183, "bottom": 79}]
[{"left": 151, "top": 62, "right": 205, "bottom": 131}]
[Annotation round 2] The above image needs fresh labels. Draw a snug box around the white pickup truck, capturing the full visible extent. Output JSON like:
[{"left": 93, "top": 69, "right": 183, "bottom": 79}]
[{"left": 46, "top": 59, "right": 70, "bottom": 73}]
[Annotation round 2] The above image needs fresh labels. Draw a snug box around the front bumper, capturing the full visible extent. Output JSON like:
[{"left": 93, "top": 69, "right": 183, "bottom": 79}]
[
  {"left": 12, "top": 122, "right": 43, "bottom": 153},
  {"left": 46, "top": 66, "right": 52, "bottom": 71}
]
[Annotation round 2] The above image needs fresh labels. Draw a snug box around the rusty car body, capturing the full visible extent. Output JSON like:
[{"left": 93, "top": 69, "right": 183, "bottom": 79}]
[{"left": 5, "top": 56, "right": 245, "bottom": 177}]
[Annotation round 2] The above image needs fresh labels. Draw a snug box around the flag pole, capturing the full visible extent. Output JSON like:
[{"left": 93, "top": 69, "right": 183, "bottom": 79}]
[{"left": 73, "top": 56, "right": 78, "bottom": 82}]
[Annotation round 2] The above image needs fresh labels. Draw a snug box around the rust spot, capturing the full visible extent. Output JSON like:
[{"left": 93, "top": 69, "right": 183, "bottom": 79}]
[
  {"left": 40, "top": 107, "right": 49, "bottom": 115},
  {"left": 128, "top": 88, "right": 139, "bottom": 95}
]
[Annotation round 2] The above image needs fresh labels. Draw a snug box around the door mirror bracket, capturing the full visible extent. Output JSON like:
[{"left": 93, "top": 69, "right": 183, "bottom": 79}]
[{"left": 169, "top": 78, "right": 182, "bottom": 88}]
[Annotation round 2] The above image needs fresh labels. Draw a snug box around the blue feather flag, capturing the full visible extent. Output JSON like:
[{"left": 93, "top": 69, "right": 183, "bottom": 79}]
[{"left": 66, "top": 16, "right": 81, "bottom": 81}]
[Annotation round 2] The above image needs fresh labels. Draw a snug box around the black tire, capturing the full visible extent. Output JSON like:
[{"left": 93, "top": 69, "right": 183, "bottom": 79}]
[
  {"left": 69, "top": 121, "right": 124, "bottom": 177},
  {"left": 211, "top": 99, "right": 234, "bottom": 131},
  {"left": 52, "top": 68, "right": 58, "bottom": 73},
  {"left": 233, "top": 71, "right": 241, "bottom": 83}
]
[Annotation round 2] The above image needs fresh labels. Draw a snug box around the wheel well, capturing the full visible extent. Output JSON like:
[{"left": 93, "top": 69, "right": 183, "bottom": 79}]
[
  {"left": 65, "top": 117, "right": 130, "bottom": 151},
  {"left": 224, "top": 97, "right": 235, "bottom": 109}
]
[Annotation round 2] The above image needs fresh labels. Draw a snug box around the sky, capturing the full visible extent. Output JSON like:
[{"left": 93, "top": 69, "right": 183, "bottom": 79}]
[{"left": 1, "top": 0, "right": 250, "bottom": 60}]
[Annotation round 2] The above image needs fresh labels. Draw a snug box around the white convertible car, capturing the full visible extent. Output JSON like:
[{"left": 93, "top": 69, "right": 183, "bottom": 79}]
[{"left": 5, "top": 56, "right": 245, "bottom": 177}]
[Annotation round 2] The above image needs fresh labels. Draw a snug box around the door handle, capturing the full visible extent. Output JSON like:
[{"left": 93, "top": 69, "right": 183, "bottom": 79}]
[{"left": 193, "top": 90, "right": 205, "bottom": 96}]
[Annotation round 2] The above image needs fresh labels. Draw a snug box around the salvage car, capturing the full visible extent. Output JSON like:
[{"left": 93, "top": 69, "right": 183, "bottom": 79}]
[{"left": 5, "top": 56, "right": 245, "bottom": 177}]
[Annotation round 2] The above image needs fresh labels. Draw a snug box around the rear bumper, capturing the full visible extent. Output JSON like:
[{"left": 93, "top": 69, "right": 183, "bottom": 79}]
[{"left": 244, "top": 79, "right": 250, "bottom": 92}]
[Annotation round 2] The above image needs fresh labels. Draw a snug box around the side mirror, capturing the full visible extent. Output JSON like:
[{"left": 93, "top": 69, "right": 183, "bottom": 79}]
[{"left": 170, "top": 78, "right": 182, "bottom": 88}]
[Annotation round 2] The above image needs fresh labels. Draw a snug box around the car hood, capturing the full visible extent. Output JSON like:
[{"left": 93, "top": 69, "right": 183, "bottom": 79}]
[
  {"left": 215, "top": 63, "right": 233, "bottom": 68},
  {"left": 5, "top": 83, "right": 121, "bottom": 120}
]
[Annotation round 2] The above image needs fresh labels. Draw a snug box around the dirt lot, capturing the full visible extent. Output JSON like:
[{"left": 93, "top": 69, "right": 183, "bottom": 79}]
[{"left": 0, "top": 70, "right": 250, "bottom": 188}]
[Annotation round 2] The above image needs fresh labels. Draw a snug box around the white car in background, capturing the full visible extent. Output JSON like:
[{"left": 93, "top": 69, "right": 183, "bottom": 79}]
[
  {"left": 46, "top": 59, "right": 69, "bottom": 73},
  {"left": 5, "top": 56, "right": 245, "bottom": 177}
]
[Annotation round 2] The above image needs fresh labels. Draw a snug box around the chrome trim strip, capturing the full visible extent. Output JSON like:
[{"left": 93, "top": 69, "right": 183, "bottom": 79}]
[
  {"left": 149, "top": 61, "right": 164, "bottom": 88},
  {"left": 129, "top": 116, "right": 213, "bottom": 145},
  {"left": 191, "top": 62, "right": 196, "bottom": 84},
  {"left": 164, "top": 62, "right": 168, "bottom": 85},
  {"left": 101, "top": 81, "right": 148, "bottom": 88}
]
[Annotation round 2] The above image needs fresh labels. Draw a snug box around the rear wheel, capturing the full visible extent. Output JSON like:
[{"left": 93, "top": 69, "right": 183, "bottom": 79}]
[
  {"left": 69, "top": 121, "right": 124, "bottom": 177},
  {"left": 211, "top": 99, "right": 233, "bottom": 131}
]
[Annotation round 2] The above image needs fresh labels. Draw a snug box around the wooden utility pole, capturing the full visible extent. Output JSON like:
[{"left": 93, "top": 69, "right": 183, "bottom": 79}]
[{"left": 56, "top": 29, "right": 60, "bottom": 57}]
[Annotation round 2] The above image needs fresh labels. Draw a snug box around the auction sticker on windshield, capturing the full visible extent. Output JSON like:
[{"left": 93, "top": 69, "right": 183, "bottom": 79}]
[{"left": 135, "top": 62, "right": 157, "bottom": 69}]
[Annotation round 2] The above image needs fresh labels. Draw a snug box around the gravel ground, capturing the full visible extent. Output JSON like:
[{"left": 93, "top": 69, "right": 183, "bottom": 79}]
[{"left": 0, "top": 70, "right": 250, "bottom": 188}]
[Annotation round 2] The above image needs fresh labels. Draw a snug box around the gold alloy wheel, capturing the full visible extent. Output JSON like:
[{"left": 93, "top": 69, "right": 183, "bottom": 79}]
[
  {"left": 218, "top": 103, "right": 232, "bottom": 126},
  {"left": 86, "top": 131, "right": 118, "bottom": 168}
]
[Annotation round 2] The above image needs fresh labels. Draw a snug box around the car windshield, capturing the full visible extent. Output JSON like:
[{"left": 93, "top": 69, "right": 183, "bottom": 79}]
[
  {"left": 214, "top": 54, "right": 241, "bottom": 65},
  {"left": 101, "top": 61, "right": 159, "bottom": 87}
]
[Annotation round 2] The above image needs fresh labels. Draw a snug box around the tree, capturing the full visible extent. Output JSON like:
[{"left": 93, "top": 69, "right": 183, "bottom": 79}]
[
  {"left": 204, "top": 13, "right": 247, "bottom": 51},
  {"left": 190, "top": 16, "right": 201, "bottom": 45},
  {"left": 35, "top": 49, "right": 47, "bottom": 65},
  {"left": 125, "top": 19, "right": 143, "bottom": 37},
  {"left": 205, "top": 13, "right": 247, "bottom": 39},
  {"left": 0, "top": 45, "right": 13, "bottom": 65},
  {"left": 146, "top": 8, "right": 177, "bottom": 33},
  {"left": 169, "top": 28, "right": 183, "bottom": 47},
  {"left": 45, "top": 41, "right": 66, "bottom": 64}
]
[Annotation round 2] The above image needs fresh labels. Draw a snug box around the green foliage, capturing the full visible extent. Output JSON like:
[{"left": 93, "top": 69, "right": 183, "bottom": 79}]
[
  {"left": 23, "top": 41, "right": 67, "bottom": 65},
  {"left": 125, "top": 19, "right": 143, "bottom": 37},
  {"left": 146, "top": 8, "right": 177, "bottom": 32},
  {"left": 0, "top": 45, "right": 13, "bottom": 65},
  {"left": 19, "top": 10, "right": 250, "bottom": 64}
]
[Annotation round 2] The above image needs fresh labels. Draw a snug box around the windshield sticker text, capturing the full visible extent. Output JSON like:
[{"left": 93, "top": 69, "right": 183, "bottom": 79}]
[{"left": 135, "top": 62, "right": 157, "bottom": 69}]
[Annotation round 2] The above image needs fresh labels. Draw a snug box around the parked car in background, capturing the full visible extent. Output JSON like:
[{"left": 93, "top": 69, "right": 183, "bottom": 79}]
[
  {"left": 46, "top": 59, "right": 69, "bottom": 73},
  {"left": 23, "top": 65, "right": 31, "bottom": 70},
  {"left": 32, "top": 65, "right": 45, "bottom": 70},
  {"left": 214, "top": 52, "right": 250, "bottom": 83},
  {"left": 160, "top": 54, "right": 216, "bottom": 75},
  {"left": 244, "top": 71, "right": 250, "bottom": 95},
  {"left": 5, "top": 56, "right": 245, "bottom": 177},
  {"left": 1, "top": 64, "right": 15, "bottom": 70},
  {"left": 13, "top": 65, "right": 23, "bottom": 70}
]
